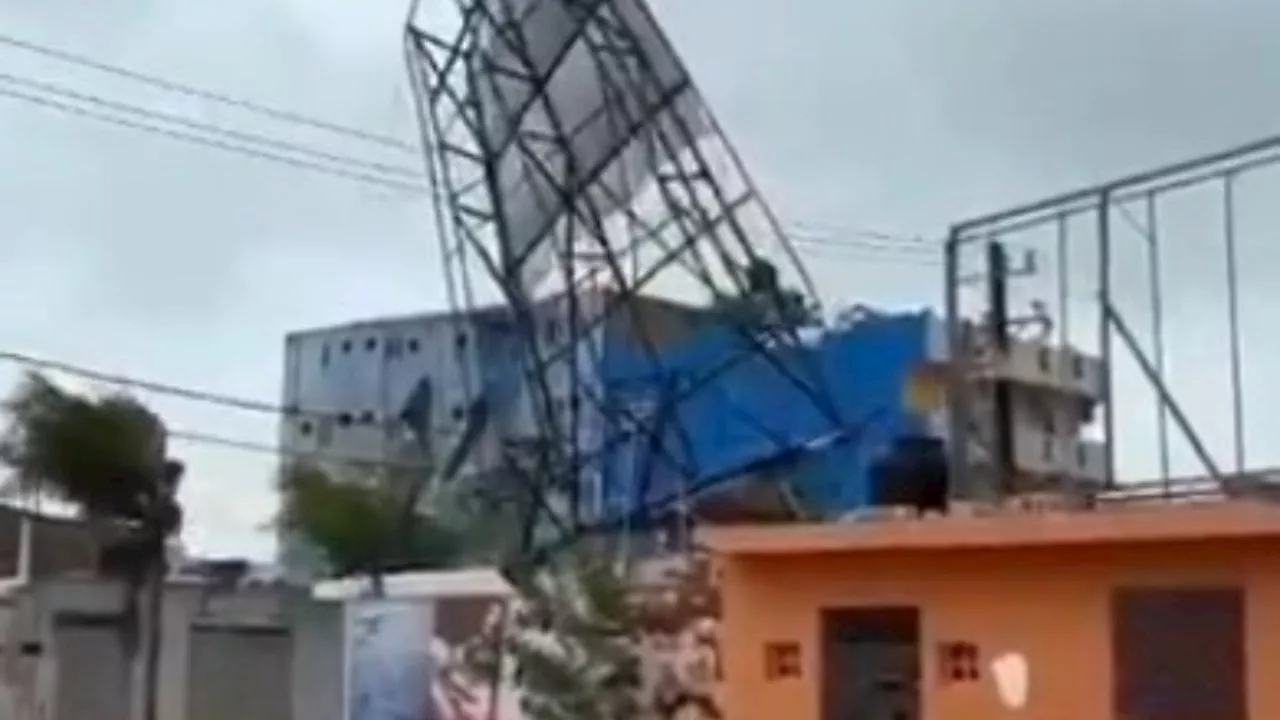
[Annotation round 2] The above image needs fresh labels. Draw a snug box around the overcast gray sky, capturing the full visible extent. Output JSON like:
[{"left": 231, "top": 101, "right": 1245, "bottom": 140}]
[{"left": 1, "top": 0, "right": 1278, "bottom": 559}]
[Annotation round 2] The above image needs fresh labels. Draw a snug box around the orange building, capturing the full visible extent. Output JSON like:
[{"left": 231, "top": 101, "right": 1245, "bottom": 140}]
[{"left": 705, "top": 501, "right": 1280, "bottom": 720}]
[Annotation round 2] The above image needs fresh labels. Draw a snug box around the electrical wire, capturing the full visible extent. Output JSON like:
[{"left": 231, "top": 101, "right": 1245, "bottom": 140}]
[
  {"left": 0, "top": 349, "right": 437, "bottom": 470},
  {"left": 790, "top": 239, "right": 940, "bottom": 266},
  {"left": 166, "top": 428, "right": 433, "bottom": 471},
  {"left": 0, "top": 70, "right": 422, "bottom": 181},
  {"left": 0, "top": 30, "right": 418, "bottom": 151},
  {"left": 0, "top": 85, "right": 425, "bottom": 193}
]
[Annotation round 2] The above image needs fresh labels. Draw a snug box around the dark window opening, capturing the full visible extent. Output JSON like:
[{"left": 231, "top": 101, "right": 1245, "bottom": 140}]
[
  {"left": 360, "top": 411, "right": 376, "bottom": 424},
  {"left": 1112, "top": 586, "right": 1245, "bottom": 720},
  {"left": 764, "top": 641, "right": 801, "bottom": 680},
  {"left": 407, "top": 338, "right": 421, "bottom": 353},
  {"left": 451, "top": 405, "right": 465, "bottom": 422},
  {"left": 340, "top": 339, "right": 353, "bottom": 353},
  {"left": 337, "top": 412, "right": 352, "bottom": 427},
  {"left": 320, "top": 344, "right": 330, "bottom": 368},
  {"left": 455, "top": 332, "right": 469, "bottom": 351},
  {"left": 365, "top": 337, "right": 378, "bottom": 351},
  {"left": 299, "top": 421, "right": 314, "bottom": 436},
  {"left": 937, "top": 641, "right": 980, "bottom": 683}
]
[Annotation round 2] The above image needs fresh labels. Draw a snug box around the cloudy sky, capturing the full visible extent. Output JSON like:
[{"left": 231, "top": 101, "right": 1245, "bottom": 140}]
[{"left": 1, "top": 0, "right": 1278, "bottom": 559}]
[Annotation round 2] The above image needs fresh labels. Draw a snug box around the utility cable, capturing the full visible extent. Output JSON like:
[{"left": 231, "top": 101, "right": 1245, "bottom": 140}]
[
  {"left": 0, "top": 350, "right": 438, "bottom": 470},
  {"left": 0, "top": 70, "right": 423, "bottom": 181},
  {"left": 0, "top": 30, "right": 418, "bottom": 151},
  {"left": 0, "top": 85, "right": 425, "bottom": 193}
]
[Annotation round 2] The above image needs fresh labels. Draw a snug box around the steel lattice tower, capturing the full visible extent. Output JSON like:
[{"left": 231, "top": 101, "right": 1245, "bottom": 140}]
[{"left": 404, "top": 0, "right": 848, "bottom": 564}]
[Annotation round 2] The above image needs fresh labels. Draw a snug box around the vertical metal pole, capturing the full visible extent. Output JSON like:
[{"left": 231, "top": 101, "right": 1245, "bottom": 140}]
[
  {"left": 943, "top": 227, "right": 971, "bottom": 501},
  {"left": 988, "top": 241, "right": 1014, "bottom": 497},
  {"left": 1056, "top": 214, "right": 1070, "bottom": 351},
  {"left": 1144, "top": 192, "right": 1171, "bottom": 490},
  {"left": 1097, "top": 191, "right": 1116, "bottom": 487},
  {"left": 1223, "top": 174, "right": 1246, "bottom": 474}
]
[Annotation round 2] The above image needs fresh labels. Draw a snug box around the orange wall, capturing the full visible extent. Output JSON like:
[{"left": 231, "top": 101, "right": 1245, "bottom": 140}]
[{"left": 717, "top": 538, "right": 1280, "bottom": 720}]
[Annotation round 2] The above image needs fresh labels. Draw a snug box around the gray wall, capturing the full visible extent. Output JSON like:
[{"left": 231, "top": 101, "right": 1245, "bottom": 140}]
[{"left": 0, "top": 579, "right": 343, "bottom": 720}]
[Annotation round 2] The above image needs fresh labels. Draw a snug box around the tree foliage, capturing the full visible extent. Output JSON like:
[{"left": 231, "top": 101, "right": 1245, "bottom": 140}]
[
  {"left": 0, "top": 372, "right": 183, "bottom": 720},
  {"left": 276, "top": 463, "right": 470, "bottom": 577},
  {"left": 465, "top": 552, "right": 644, "bottom": 720}
]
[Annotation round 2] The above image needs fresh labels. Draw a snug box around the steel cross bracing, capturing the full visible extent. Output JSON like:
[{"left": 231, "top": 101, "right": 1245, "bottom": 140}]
[{"left": 404, "top": 0, "right": 849, "bottom": 563}]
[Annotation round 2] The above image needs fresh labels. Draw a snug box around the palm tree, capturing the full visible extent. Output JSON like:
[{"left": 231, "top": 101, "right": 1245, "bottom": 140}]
[{"left": 0, "top": 372, "right": 183, "bottom": 720}]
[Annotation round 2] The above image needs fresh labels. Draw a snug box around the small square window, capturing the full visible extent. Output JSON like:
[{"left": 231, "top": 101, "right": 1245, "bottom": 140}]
[
  {"left": 299, "top": 421, "right": 314, "bottom": 436},
  {"left": 938, "top": 641, "right": 980, "bottom": 683},
  {"left": 365, "top": 337, "right": 378, "bottom": 352},
  {"left": 340, "top": 339, "right": 353, "bottom": 353},
  {"left": 451, "top": 405, "right": 465, "bottom": 422},
  {"left": 764, "top": 641, "right": 801, "bottom": 680},
  {"left": 337, "top": 412, "right": 352, "bottom": 427},
  {"left": 407, "top": 338, "right": 421, "bottom": 353}
]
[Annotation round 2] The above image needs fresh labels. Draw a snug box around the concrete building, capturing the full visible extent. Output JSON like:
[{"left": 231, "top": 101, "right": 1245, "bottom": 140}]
[
  {"left": 278, "top": 293, "right": 1108, "bottom": 573},
  {"left": 706, "top": 499, "right": 1280, "bottom": 720},
  {"left": 276, "top": 291, "right": 709, "bottom": 573}
]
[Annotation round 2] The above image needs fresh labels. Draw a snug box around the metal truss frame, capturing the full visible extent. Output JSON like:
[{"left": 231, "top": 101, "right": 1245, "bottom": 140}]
[
  {"left": 943, "top": 131, "right": 1280, "bottom": 500},
  {"left": 404, "top": 0, "right": 853, "bottom": 563}
]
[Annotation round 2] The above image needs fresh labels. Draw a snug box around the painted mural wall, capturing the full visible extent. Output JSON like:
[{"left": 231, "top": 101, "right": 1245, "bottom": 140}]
[{"left": 341, "top": 557, "right": 722, "bottom": 720}]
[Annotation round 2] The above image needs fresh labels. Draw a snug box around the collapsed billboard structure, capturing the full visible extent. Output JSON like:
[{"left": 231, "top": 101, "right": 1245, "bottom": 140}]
[{"left": 404, "top": 0, "right": 851, "bottom": 561}]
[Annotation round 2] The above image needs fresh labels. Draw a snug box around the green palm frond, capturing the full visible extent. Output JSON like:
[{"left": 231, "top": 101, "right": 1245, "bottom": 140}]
[{"left": 0, "top": 372, "right": 165, "bottom": 518}]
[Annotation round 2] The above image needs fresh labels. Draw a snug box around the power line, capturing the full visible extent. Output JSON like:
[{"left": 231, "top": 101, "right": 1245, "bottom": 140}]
[
  {"left": 0, "top": 350, "right": 437, "bottom": 470},
  {"left": 167, "top": 428, "right": 433, "bottom": 471},
  {"left": 789, "top": 220, "right": 937, "bottom": 247},
  {"left": 789, "top": 238, "right": 940, "bottom": 266},
  {"left": 0, "top": 85, "right": 425, "bottom": 193},
  {"left": 0, "top": 349, "right": 319, "bottom": 420},
  {"left": 0, "top": 30, "right": 418, "bottom": 152},
  {"left": 0, "top": 70, "right": 424, "bottom": 181},
  {"left": 788, "top": 226, "right": 938, "bottom": 254}
]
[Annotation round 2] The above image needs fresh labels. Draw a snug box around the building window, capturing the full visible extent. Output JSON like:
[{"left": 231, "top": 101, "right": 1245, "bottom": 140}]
[
  {"left": 938, "top": 641, "right": 980, "bottom": 683},
  {"left": 455, "top": 332, "right": 469, "bottom": 351},
  {"left": 340, "top": 339, "right": 353, "bottom": 353},
  {"left": 299, "top": 421, "right": 314, "bottom": 436},
  {"left": 365, "top": 337, "right": 378, "bottom": 352},
  {"left": 1036, "top": 347, "right": 1051, "bottom": 373},
  {"left": 385, "top": 337, "right": 402, "bottom": 358},
  {"left": 764, "top": 642, "right": 801, "bottom": 680},
  {"left": 320, "top": 344, "right": 330, "bottom": 369},
  {"left": 337, "top": 412, "right": 352, "bottom": 427},
  {"left": 407, "top": 338, "right": 421, "bottom": 354},
  {"left": 451, "top": 405, "right": 465, "bottom": 422},
  {"left": 1071, "top": 354, "right": 1085, "bottom": 379},
  {"left": 360, "top": 411, "right": 376, "bottom": 424},
  {"left": 1112, "top": 587, "right": 1245, "bottom": 720}
]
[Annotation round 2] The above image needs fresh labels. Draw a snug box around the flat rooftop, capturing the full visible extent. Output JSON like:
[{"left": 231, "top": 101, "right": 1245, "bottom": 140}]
[{"left": 702, "top": 500, "right": 1280, "bottom": 556}]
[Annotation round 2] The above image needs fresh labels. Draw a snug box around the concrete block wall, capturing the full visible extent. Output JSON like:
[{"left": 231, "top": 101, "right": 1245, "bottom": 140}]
[{"left": 0, "top": 578, "right": 335, "bottom": 720}]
